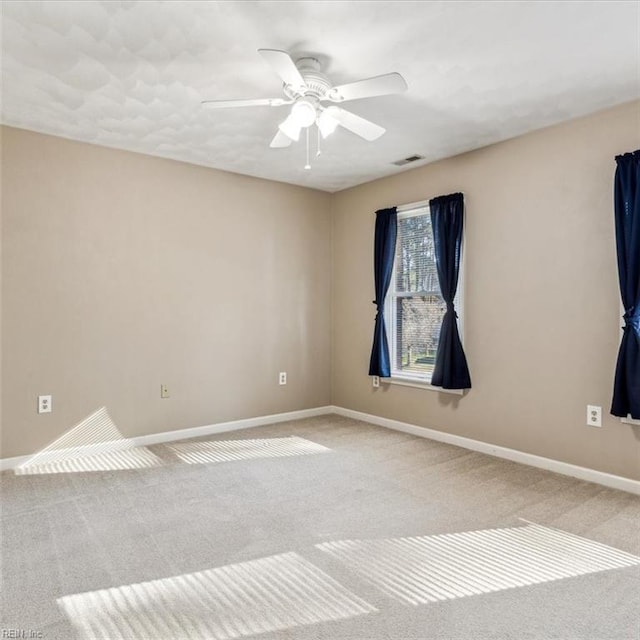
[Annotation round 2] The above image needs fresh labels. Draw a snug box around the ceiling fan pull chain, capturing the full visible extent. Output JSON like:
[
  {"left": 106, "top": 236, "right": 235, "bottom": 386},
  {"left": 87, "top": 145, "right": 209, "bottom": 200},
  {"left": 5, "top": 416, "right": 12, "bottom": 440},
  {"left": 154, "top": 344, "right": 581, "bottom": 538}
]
[
  {"left": 316, "top": 125, "right": 322, "bottom": 157},
  {"left": 304, "top": 128, "right": 311, "bottom": 170}
]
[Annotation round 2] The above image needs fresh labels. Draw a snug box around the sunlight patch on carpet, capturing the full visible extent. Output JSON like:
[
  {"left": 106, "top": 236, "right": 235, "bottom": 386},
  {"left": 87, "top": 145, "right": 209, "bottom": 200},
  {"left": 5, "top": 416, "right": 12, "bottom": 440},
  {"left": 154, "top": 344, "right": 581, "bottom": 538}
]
[
  {"left": 58, "top": 552, "right": 375, "bottom": 640},
  {"left": 16, "top": 446, "right": 164, "bottom": 474},
  {"left": 166, "top": 436, "right": 330, "bottom": 465},
  {"left": 15, "top": 407, "right": 164, "bottom": 474},
  {"left": 317, "top": 522, "right": 640, "bottom": 605}
]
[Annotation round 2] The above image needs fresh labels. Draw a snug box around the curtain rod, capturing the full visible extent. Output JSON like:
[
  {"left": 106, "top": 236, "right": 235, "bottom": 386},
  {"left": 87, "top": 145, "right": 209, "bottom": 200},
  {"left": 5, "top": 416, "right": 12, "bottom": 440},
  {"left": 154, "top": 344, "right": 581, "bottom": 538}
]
[
  {"left": 373, "top": 200, "right": 429, "bottom": 213},
  {"left": 395, "top": 199, "right": 429, "bottom": 213}
]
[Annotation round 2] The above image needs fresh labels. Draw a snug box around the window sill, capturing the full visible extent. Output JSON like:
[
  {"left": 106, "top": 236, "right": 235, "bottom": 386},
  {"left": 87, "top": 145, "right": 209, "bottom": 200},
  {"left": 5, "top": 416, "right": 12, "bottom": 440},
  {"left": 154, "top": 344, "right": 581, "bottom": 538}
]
[
  {"left": 382, "top": 376, "right": 465, "bottom": 395},
  {"left": 621, "top": 415, "right": 640, "bottom": 426}
]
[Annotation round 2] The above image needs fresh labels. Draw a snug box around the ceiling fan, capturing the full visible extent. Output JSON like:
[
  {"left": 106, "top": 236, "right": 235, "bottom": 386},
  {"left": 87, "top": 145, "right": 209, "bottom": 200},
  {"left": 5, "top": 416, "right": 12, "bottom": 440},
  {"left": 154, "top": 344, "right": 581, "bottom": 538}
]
[{"left": 201, "top": 49, "right": 408, "bottom": 150}]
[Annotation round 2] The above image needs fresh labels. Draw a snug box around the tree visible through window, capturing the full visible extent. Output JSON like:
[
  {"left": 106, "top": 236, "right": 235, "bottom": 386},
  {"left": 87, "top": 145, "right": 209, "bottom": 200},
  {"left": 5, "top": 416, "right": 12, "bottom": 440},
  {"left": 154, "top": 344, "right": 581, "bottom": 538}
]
[{"left": 386, "top": 205, "right": 460, "bottom": 381}]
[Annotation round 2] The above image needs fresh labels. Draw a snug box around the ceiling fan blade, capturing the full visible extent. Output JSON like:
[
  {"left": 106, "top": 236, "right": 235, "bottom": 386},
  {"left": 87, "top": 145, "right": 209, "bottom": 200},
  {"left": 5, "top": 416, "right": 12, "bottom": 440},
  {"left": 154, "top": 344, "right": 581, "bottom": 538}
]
[
  {"left": 201, "top": 98, "right": 290, "bottom": 109},
  {"left": 270, "top": 129, "right": 293, "bottom": 148},
  {"left": 278, "top": 115, "right": 302, "bottom": 142},
  {"left": 258, "top": 49, "right": 307, "bottom": 90},
  {"left": 327, "top": 72, "right": 408, "bottom": 103},
  {"left": 328, "top": 107, "right": 386, "bottom": 141}
]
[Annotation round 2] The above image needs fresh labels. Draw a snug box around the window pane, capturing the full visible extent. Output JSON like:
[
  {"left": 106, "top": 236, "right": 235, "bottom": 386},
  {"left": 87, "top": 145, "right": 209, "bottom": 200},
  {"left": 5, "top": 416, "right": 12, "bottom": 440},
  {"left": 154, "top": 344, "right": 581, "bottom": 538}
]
[
  {"left": 395, "top": 214, "right": 439, "bottom": 293},
  {"left": 393, "top": 295, "right": 445, "bottom": 377}
]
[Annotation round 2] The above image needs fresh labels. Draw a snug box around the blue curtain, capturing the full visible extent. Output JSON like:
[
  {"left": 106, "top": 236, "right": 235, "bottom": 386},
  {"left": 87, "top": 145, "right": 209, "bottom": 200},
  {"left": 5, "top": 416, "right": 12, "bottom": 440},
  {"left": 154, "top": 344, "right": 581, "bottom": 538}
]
[
  {"left": 611, "top": 150, "right": 640, "bottom": 419},
  {"left": 429, "top": 193, "right": 471, "bottom": 389},
  {"left": 369, "top": 207, "right": 397, "bottom": 377}
]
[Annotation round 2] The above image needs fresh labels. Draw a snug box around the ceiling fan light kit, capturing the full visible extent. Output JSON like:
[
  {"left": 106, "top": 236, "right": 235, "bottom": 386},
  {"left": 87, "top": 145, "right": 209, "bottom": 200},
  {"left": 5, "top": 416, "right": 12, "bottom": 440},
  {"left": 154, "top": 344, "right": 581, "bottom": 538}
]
[
  {"left": 201, "top": 49, "right": 408, "bottom": 169},
  {"left": 278, "top": 115, "right": 301, "bottom": 141},
  {"left": 318, "top": 109, "right": 339, "bottom": 138},
  {"left": 289, "top": 98, "right": 318, "bottom": 128}
]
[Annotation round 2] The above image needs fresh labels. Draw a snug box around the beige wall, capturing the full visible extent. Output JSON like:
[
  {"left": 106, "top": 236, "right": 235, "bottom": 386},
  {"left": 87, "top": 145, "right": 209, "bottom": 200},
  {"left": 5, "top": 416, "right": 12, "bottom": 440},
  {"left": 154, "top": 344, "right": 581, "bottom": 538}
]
[
  {"left": 332, "top": 101, "right": 640, "bottom": 481},
  {"left": 1, "top": 127, "right": 332, "bottom": 458},
  {"left": 3, "top": 102, "right": 640, "bottom": 481}
]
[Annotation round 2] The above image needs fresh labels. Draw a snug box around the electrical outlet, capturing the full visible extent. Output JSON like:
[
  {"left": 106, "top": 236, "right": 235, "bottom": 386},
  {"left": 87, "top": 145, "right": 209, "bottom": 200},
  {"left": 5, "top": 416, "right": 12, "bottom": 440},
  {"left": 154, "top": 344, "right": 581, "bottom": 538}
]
[
  {"left": 38, "top": 395, "right": 52, "bottom": 414},
  {"left": 587, "top": 405, "right": 602, "bottom": 427},
  {"left": 372, "top": 376, "right": 380, "bottom": 388},
  {"left": 160, "top": 384, "right": 170, "bottom": 399},
  {"left": 279, "top": 372, "right": 287, "bottom": 385}
]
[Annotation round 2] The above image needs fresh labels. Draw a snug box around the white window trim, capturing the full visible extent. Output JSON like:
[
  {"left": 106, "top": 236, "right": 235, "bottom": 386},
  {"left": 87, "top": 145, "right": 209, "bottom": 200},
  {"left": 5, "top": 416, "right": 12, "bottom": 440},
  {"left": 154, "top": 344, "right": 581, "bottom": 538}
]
[
  {"left": 381, "top": 376, "right": 464, "bottom": 395},
  {"left": 384, "top": 200, "right": 466, "bottom": 392}
]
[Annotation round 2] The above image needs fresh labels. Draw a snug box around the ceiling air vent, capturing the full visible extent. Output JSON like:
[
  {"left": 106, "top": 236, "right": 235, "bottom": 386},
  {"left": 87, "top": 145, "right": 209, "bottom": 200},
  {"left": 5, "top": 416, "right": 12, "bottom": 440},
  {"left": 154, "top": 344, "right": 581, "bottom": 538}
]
[{"left": 392, "top": 154, "right": 425, "bottom": 167}]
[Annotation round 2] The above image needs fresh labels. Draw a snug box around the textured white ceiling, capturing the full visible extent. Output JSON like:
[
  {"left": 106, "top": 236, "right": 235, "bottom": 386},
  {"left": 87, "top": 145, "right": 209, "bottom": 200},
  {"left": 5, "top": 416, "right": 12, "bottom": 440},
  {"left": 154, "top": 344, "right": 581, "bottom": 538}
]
[{"left": 1, "top": 1, "right": 639, "bottom": 192}]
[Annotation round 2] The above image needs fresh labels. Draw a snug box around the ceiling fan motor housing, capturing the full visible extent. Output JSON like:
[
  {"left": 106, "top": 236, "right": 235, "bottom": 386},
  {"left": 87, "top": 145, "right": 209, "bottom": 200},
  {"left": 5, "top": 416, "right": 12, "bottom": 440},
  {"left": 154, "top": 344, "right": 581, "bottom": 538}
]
[
  {"left": 290, "top": 57, "right": 332, "bottom": 99},
  {"left": 280, "top": 57, "right": 332, "bottom": 128}
]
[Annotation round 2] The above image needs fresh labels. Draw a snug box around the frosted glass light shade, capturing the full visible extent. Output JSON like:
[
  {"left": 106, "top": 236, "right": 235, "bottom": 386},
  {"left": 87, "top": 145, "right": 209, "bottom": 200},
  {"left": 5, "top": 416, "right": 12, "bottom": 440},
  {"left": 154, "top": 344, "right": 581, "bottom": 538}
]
[
  {"left": 290, "top": 100, "right": 317, "bottom": 127},
  {"left": 318, "top": 109, "right": 339, "bottom": 138},
  {"left": 278, "top": 115, "right": 302, "bottom": 141}
]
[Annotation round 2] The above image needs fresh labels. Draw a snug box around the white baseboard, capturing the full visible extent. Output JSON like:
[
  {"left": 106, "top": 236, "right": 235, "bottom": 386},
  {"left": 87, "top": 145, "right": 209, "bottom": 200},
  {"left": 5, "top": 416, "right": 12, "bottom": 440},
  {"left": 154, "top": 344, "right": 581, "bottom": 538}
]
[
  {"left": 329, "top": 405, "right": 640, "bottom": 496},
  {"left": 3, "top": 403, "right": 638, "bottom": 496},
  {"left": 0, "top": 406, "right": 334, "bottom": 471},
  {"left": 127, "top": 406, "right": 333, "bottom": 448}
]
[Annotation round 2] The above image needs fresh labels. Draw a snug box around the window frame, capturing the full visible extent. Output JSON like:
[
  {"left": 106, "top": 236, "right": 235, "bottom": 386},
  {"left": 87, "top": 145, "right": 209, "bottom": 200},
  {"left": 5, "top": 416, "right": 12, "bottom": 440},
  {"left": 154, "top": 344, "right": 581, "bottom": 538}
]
[{"left": 384, "top": 200, "right": 465, "bottom": 391}]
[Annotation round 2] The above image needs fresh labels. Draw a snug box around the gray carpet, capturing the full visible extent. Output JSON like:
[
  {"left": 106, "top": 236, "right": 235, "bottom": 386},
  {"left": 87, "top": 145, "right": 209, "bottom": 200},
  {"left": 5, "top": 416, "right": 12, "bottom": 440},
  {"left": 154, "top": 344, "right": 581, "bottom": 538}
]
[{"left": 2, "top": 414, "right": 639, "bottom": 639}]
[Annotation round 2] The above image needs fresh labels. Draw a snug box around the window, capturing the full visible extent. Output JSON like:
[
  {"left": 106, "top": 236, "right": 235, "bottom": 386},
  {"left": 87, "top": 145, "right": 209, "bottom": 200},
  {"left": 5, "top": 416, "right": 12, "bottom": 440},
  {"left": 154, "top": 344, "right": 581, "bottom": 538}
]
[{"left": 386, "top": 203, "right": 462, "bottom": 383}]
